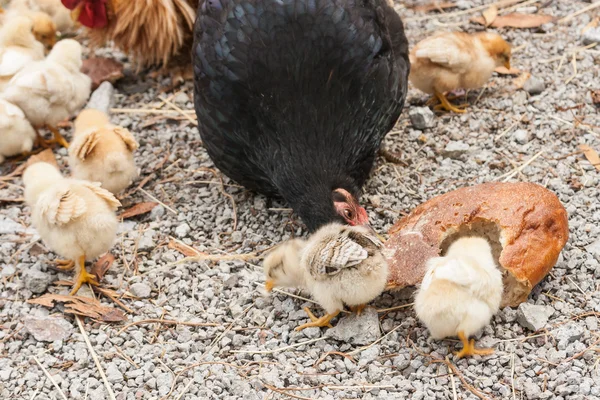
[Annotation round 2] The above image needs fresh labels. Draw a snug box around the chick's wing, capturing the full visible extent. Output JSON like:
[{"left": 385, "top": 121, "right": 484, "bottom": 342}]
[
  {"left": 413, "top": 35, "right": 472, "bottom": 69},
  {"left": 79, "top": 181, "right": 121, "bottom": 210},
  {"left": 310, "top": 236, "right": 368, "bottom": 277},
  {"left": 37, "top": 184, "right": 87, "bottom": 226},
  {"left": 113, "top": 126, "right": 139, "bottom": 151}
]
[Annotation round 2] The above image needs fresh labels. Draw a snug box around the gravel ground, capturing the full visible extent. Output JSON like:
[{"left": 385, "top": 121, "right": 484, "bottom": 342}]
[{"left": 1, "top": 1, "right": 600, "bottom": 399}]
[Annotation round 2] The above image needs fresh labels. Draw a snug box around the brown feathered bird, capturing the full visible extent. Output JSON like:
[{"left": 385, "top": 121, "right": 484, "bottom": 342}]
[{"left": 61, "top": 0, "right": 197, "bottom": 83}]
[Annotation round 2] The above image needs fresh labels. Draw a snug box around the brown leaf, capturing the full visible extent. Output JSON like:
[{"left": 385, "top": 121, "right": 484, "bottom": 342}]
[
  {"left": 591, "top": 90, "right": 600, "bottom": 107},
  {"left": 483, "top": 5, "right": 498, "bottom": 27},
  {"left": 28, "top": 294, "right": 127, "bottom": 322},
  {"left": 411, "top": 1, "right": 456, "bottom": 13},
  {"left": 81, "top": 57, "right": 124, "bottom": 90},
  {"left": 471, "top": 13, "right": 554, "bottom": 28},
  {"left": 579, "top": 144, "right": 600, "bottom": 171},
  {"left": 513, "top": 72, "right": 532, "bottom": 89},
  {"left": 119, "top": 202, "right": 158, "bottom": 219},
  {"left": 91, "top": 253, "right": 115, "bottom": 281},
  {"left": 168, "top": 239, "right": 205, "bottom": 257},
  {"left": 495, "top": 66, "right": 522, "bottom": 75}
]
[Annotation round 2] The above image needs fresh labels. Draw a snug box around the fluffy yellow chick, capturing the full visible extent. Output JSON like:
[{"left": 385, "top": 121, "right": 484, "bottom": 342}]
[
  {"left": 0, "top": 16, "right": 44, "bottom": 90},
  {"left": 409, "top": 31, "right": 511, "bottom": 113},
  {"left": 69, "top": 109, "right": 140, "bottom": 194},
  {"left": 414, "top": 236, "right": 503, "bottom": 358},
  {"left": 297, "top": 223, "right": 388, "bottom": 331},
  {"left": 23, "top": 161, "right": 121, "bottom": 295},
  {"left": 2, "top": 3, "right": 57, "bottom": 50},
  {"left": 263, "top": 238, "right": 308, "bottom": 292},
  {"left": 18, "top": 0, "right": 74, "bottom": 32},
  {"left": 2, "top": 39, "right": 91, "bottom": 148},
  {"left": 0, "top": 98, "right": 37, "bottom": 162}
]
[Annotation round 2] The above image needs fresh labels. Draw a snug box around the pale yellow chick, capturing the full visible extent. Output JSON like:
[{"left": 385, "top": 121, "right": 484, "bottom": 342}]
[
  {"left": 409, "top": 31, "right": 511, "bottom": 113},
  {"left": 414, "top": 236, "right": 503, "bottom": 358},
  {"left": 263, "top": 238, "right": 308, "bottom": 292},
  {"left": 2, "top": 3, "right": 57, "bottom": 50},
  {"left": 23, "top": 161, "right": 121, "bottom": 295},
  {"left": 2, "top": 39, "right": 91, "bottom": 148},
  {"left": 69, "top": 109, "right": 140, "bottom": 195},
  {"left": 297, "top": 223, "right": 388, "bottom": 331},
  {"left": 16, "top": 0, "right": 74, "bottom": 32},
  {"left": 0, "top": 16, "right": 44, "bottom": 91},
  {"left": 0, "top": 99, "right": 37, "bottom": 163}
]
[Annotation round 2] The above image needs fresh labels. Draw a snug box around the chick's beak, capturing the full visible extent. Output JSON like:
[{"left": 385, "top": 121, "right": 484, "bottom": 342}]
[
  {"left": 265, "top": 279, "right": 275, "bottom": 292},
  {"left": 504, "top": 59, "right": 511, "bottom": 70},
  {"left": 364, "top": 224, "right": 386, "bottom": 243}
]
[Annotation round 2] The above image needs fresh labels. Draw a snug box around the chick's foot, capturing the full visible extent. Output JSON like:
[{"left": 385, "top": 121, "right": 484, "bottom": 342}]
[
  {"left": 434, "top": 91, "right": 468, "bottom": 114},
  {"left": 295, "top": 307, "right": 339, "bottom": 331},
  {"left": 54, "top": 259, "right": 75, "bottom": 271},
  {"left": 70, "top": 255, "right": 99, "bottom": 295},
  {"left": 350, "top": 304, "right": 366, "bottom": 315},
  {"left": 48, "top": 126, "right": 70, "bottom": 148},
  {"left": 455, "top": 331, "right": 494, "bottom": 358}
]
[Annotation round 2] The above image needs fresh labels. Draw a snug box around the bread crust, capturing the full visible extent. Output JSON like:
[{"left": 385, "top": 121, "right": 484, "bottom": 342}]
[{"left": 385, "top": 182, "right": 569, "bottom": 307}]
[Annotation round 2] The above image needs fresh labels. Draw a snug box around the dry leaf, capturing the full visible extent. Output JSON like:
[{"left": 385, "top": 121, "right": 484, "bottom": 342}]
[
  {"left": 513, "top": 72, "right": 532, "bottom": 89},
  {"left": 591, "top": 90, "right": 600, "bottom": 107},
  {"left": 483, "top": 5, "right": 498, "bottom": 27},
  {"left": 26, "top": 149, "right": 58, "bottom": 169},
  {"left": 91, "top": 253, "right": 115, "bottom": 281},
  {"left": 119, "top": 202, "right": 158, "bottom": 219},
  {"left": 411, "top": 1, "right": 456, "bottom": 13},
  {"left": 579, "top": 144, "right": 600, "bottom": 171},
  {"left": 81, "top": 57, "right": 124, "bottom": 90},
  {"left": 495, "top": 66, "right": 522, "bottom": 75},
  {"left": 168, "top": 239, "right": 205, "bottom": 257},
  {"left": 471, "top": 13, "right": 554, "bottom": 28},
  {"left": 28, "top": 294, "right": 126, "bottom": 322}
]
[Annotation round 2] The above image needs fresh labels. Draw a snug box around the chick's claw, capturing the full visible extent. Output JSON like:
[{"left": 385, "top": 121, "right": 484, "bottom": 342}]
[
  {"left": 296, "top": 307, "right": 339, "bottom": 331},
  {"left": 70, "top": 256, "right": 99, "bottom": 295},
  {"left": 434, "top": 91, "right": 468, "bottom": 114},
  {"left": 455, "top": 331, "right": 494, "bottom": 359},
  {"left": 54, "top": 259, "right": 75, "bottom": 271}
]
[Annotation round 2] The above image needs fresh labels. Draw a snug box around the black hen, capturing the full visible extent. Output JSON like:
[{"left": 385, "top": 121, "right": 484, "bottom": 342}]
[{"left": 193, "top": 0, "right": 409, "bottom": 231}]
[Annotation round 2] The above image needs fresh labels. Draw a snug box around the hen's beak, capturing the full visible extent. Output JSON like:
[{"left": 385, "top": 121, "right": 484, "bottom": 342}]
[
  {"left": 265, "top": 280, "right": 275, "bottom": 292},
  {"left": 504, "top": 60, "right": 511, "bottom": 70}
]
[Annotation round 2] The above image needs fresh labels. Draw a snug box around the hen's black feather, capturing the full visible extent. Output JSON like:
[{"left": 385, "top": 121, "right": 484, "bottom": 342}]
[{"left": 193, "top": 0, "right": 409, "bottom": 231}]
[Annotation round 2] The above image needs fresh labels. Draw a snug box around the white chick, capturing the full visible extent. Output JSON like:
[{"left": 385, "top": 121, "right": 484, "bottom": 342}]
[
  {"left": 10, "top": 0, "right": 75, "bottom": 32},
  {"left": 0, "top": 16, "right": 45, "bottom": 90},
  {"left": 414, "top": 236, "right": 503, "bottom": 358},
  {"left": 69, "top": 109, "right": 139, "bottom": 194},
  {"left": 23, "top": 161, "right": 121, "bottom": 295},
  {"left": 263, "top": 238, "right": 308, "bottom": 292},
  {"left": 297, "top": 223, "right": 388, "bottom": 331},
  {"left": 2, "top": 39, "right": 91, "bottom": 148},
  {"left": 0, "top": 98, "right": 37, "bottom": 163}
]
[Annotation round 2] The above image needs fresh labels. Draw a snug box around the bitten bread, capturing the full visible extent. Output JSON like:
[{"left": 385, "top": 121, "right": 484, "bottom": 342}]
[{"left": 385, "top": 182, "right": 569, "bottom": 307}]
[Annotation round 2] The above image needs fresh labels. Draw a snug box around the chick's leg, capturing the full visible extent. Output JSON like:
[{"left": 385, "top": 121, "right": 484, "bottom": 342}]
[
  {"left": 455, "top": 331, "right": 494, "bottom": 358},
  {"left": 350, "top": 304, "right": 366, "bottom": 315},
  {"left": 295, "top": 307, "right": 340, "bottom": 331},
  {"left": 54, "top": 259, "right": 75, "bottom": 271},
  {"left": 70, "top": 255, "right": 99, "bottom": 295},
  {"left": 433, "top": 91, "right": 468, "bottom": 114},
  {"left": 47, "top": 126, "right": 70, "bottom": 148}
]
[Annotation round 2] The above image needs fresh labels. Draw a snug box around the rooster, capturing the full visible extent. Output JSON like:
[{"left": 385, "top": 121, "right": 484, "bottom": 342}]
[
  {"left": 60, "top": 0, "right": 197, "bottom": 83},
  {"left": 194, "top": 0, "right": 410, "bottom": 232}
]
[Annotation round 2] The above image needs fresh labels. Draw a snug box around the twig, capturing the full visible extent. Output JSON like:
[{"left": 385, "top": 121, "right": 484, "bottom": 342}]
[
  {"left": 263, "top": 384, "right": 314, "bottom": 400},
  {"left": 314, "top": 351, "right": 356, "bottom": 368},
  {"left": 558, "top": 2, "right": 600, "bottom": 24},
  {"left": 405, "top": 0, "right": 524, "bottom": 22},
  {"left": 495, "top": 149, "right": 545, "bottom": 182},
  {"left": 32, "top": 356, "right": 68, "bottom": 400},
  {"left": 494, "top": 120, "right": 520, "bottom": 142},
  {"left": 159, "top": 96, "right": 198, "bottom": 126},
  {"left": 170, "top": 252, "right": 260, "bottom": 266},
  {"left": 117, "top": 319, "right": 219, "bottom": 335},
  {"left": 548, "top": 114, "right": 599, "bottom": 137},
  {"left": 511, "top": 352, "right": 516, "bottom": 400},
  {"left": 231, "top": 337, "right": 327, "bottom": 354},
  {"left": 449, "top": 356, "right": 458, "bottom": 400},
  {"left": 174, "top": 379, "right": 195, "bottom": 400},
  {"left": 76, "top": 316, "right": 117, "bottom": 400},
  {"left": 376, "top": 303, "right": 414, "bottom": 313},
  {"left": 564, "top": 52, "right": 578, "bottom": 84},
  {"left": 110, "top": 108, "right": 196, "bottom": 115},
  {"left": 138, "top": 188, "right": 178, "bottom": 215}
]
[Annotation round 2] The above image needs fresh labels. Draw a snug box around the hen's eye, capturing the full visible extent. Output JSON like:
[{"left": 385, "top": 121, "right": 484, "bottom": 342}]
[{"left": 343, "top": 209, "right": 354, "bottom": 219}]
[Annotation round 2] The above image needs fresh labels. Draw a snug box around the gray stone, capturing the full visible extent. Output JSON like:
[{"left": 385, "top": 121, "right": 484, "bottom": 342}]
[
  {"left": 513, "top": 129, "right": 531, "bottom": 145},
  {"left": 327, "top": 307, "right": 381, "bottom": 345},
  {"left": 130, "top": 282, "right": 152, "bottom": 298},
  {"left": 555, "top": 323, "right": 585, "bottom": 350},
  {"left": 157, "top": 373, "right": 172, "bottom": 396},
  {"left": 173, "top": 92, "right": 190, "bottom": 106},
  {"left": 175, "top": 223, "right": 191, "bottom": 238},
  {"left": 442, "top": 141, "right": 470, "bottom": 158},
  {"left": 0, "top": 367, "right": 13, "bottom": 381},
  {"left": 524, "top": 77, "right": 545, "bottom": 95},
  {"left": 137, "top": 230, "right": 155, "bottom": 252},
  {"left": 23, "top": 269, "right": 52, "bottom": 294},
  {"left": 150, "top": 205, "right": 165, "bottom": 220},
  {"left": 582, "top": 27, "right": 600, "bottom": 46},
  {"left": 105, "top": 363, "right": 123, "bottom": 383},
  {"left": 408, "top": 107, "right": 435, "bottom": 130},
  {"left": 358, "top": 344, "right": 380, "bottom": 366},
  {"left": 523, "top": 381, "right": 542, "bottom": 399},
  {"left": 86, "top": 81, "right": 114, "bottom": 115},
  {"left": 24, "top": 316, "right": 72, "bottom": 342},
  {"left": 586, "top": 239, "right": 600, "bottom": 259},
  {"left": 517, "top": 303, "right": 554, "bottom": 331}
]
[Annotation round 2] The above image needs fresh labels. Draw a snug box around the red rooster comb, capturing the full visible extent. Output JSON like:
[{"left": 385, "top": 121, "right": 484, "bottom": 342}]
[{"left": 61, "top": 0, "right": 108, "bottom": 29}]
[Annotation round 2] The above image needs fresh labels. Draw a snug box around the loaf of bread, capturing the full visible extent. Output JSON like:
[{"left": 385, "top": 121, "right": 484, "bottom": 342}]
[{"left": 385, "top": 182, "right": 569, "bottom": 307}]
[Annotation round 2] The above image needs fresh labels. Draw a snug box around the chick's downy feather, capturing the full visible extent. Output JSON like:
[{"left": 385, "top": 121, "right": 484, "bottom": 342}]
[
  {"left": 263, "top": 238, "right": 308, "bottom": 290},
  {"left": 23, "top": 162, "right": 120, "bottom": 261},
  {"left": 1, "top": 39, "right": 91, "bottom": 128},
  {"left": 194, "top": 0, "right": 410, "bottom": 231},
  {"left": 69, "top": 109, "right": 139, "bottom": 194},
  {"left": 0, "top": 98, "right": 37, "bottom": 163},
  {"left": 409, "top": 31, "right": 511, "bottom": 95},
  {"left": 301, "top": 223, "right": 388, "bottom": 314},
  {"left": 414, "top": 236, "right": 503, "bottom": 340}
]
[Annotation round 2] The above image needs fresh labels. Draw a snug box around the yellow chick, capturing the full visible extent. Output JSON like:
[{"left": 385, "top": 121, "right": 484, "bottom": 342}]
[
  {"left": 0, "top": 98, "right": 37, "bottom": 163},
  {"left": 2, "top": 3, "right": 57, "bottom": 50},
  {"left": 263, "top": 238, "right": 308, "bottom": 292},
  {"left": 69, "top": 109, "right": 140, "bottom": 195},
  {"left": 2, "top": 39, "right": 91, "bottom": 148},
  {"left": 414, "top": 236, "right": 503, "bottom": 358},
  {"left": 25, "top": 0, "right": 74, "bottom": 32},
  {"left": 0, "top": 16, "right": 45, "bottom": 91},
  {"left": 409, "top": 31, "right": 511, "bottom": 113},
  {"left": 23, "top": 161, "right": 121, "bottom": 295},
  {"left": 297, "top": 223, "right": 388, "bottom": 331}
]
